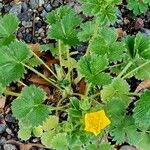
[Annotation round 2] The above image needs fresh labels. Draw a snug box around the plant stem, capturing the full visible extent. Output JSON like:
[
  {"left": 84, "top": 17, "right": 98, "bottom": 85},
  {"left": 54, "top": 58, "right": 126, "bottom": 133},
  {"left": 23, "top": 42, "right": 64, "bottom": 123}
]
[
  {"left": 66, "top": 45, "right": 71, "bottom": 84},
  {"left": 31, "top": 50, "right": 58, "bottom": 79},
  {"left": 90, "top": 92, "right": 101, "bottom": 99},
  {"left": 122, "top": 61, "right": 150, "bottom": 79},
  {"left": 117, "top": 61, "right": 132, "bottom": 78},
  {"left": 56, "top": 97, "right": 66, "bottom": 116},
  {"left": 128, "top": 92, "right": 140, "bottom": 97},
  {"left": 85, "top": 83, "right": 92, "bottom": 96},
  {"left": 85, "top": 19, "right": 99, "bottom": 56},
  {"left": 72, "top": 93, "right": 84, "bottom": 97},
  {"left": 22, "top": 63, "right": 62, "bottom": 90},
  {"left": 18, "top": 81, "right": 26, "bottom": 86},
  {"left": 58, "top": 40, "right": 63, "bottom": 73},
  {"left": 4, "top": 90, "right": 20, "bottom": 97}
]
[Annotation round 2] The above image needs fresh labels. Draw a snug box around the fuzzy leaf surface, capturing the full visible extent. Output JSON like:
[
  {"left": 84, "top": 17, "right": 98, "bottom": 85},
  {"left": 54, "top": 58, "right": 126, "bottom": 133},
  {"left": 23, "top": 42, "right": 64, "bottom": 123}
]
[
  {"left": 91, "top": 28, "right": 125, "bottom": 62},
  {"left": 12, "top": 85, "right": 49, "bottom": 127},
  {"left": 42, "top": 115, "right": 59, "bottom": 131},
  {"left": 18, "top": 127, "right": 32, "bottom": 141},
  {"left": 110, "top": 116, "right": 139, "bottom": 145},
  {"left": 48, "top": 9, "right": 81, "bottom": 46},
  {"left": 127, "top": 0, "right": 148, "bottom": 15},
  {"left": 79, "top": 55, "right": 111, "bottom": 85},
  {"left": 51, "top": 133, "right": 68, "bottom": 150},
  {"left": 41, "top": 130, "right": 56, "bottom": 149},
  {"left": 0, "top": 40, "right": 31, "bottom": 86},
  {"left": 0, "top": 14, "right": 19, "bottom": 37},
  {"left": 101, "top": 78, "right": 130, "bottom": 103},
  {"left": 133, "top": 90, "right": 150, "bottom": 128},
  {"left": 46, "top": 6, "right": 75, "bottom": 24},
  {"left": 105, "top": 98, "right": 126, "bottom": 123},
  {"left": 78, "top": 20, "right": 95, "bottom": 42}
]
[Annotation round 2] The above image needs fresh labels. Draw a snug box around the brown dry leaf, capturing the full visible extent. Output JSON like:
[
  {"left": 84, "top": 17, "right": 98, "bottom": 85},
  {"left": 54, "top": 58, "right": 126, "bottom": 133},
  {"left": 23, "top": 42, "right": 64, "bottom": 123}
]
[
  {"left": 116, "top": 28, "right": 126, "bottom": 39},
  {"left": 79, "top": 79, "right": 86, "bottom": 94},
  {"left": 46, "top": 59, "right": 59, "bottom": 66},
  {"left": 135, "top": 80, "right": 150, "bottom": 93},
  {"left": 0, "top": 96, "right": 6, "bottom": 109},
  {"left": 28, "top": 43, "right": 42, "bottom": 57},
  {"left": 6, "top": 140, "right": 45, "bottom": 150},
  {"left": 29, "top": 74, "right": 49, "bottom": 86}
]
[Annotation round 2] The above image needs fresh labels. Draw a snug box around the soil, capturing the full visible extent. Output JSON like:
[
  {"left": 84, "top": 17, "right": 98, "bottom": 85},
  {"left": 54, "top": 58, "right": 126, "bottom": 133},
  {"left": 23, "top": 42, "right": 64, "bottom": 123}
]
[{"left": 0, "top": 0, "right": 150, "bottom": 150}]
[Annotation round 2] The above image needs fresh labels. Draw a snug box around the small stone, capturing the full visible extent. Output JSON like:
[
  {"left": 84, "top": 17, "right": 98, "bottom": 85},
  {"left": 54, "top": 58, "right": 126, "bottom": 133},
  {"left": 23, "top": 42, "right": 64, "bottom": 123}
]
[
  {"left": 39, "top": 0, "right": 44, "bottom": 7},
  {"left": 23, "top": 33, "right": 33, "bottom": 43},
  {"left": 35, "top": 17, "right": 40, "bottom": 22},
  {"left": 9, "top": 3, "right": 22, "bottom": 17},
  {"left": 22, "top": 21, "right": 32, "bottom": 27},
  {"left": 5, "top": 114, "right": 16, "bottom": 123},
  {"left": 29, "top": 0, "right": 39, "bottom": 9},
  {"left": 3, "top": 144, "right": 17, "bottom": 150},
  {"left": 35, "top": 20, "right": 43, "bottom": 28},
  {"left": 0, "top": 124, "right": 6, "bottom": 134},
  {"left": 119, "top": 145, "right": 138, "bottom": 150},
  {"left": 44, "top": 3, "right": 52, "bottom": 12},
  {"left": 38, "top": 28, "right": 44, "bottom": 33},
  {"left": 146, "top": 11, "right": 150, "bottom": 22},
  {"left": 0, "top": 136, "right": 6, "bottom": 145},
  {"left": 18, "top": 11, "right": 30, "bottom": 21},
  {"left": 40, "top": 10, "right": 47, "bottom": 17},
  {"left": 7, "top": 134, "right": 12, "bottom": 140},
  {"left": 4, "top": 5, "right": 12, "bottom": 13},
  {"left": 134, "top": 18, "right": 144, "bottom": 30},
  {"left": 21, "top": 2, "right": 28, "bottom": 11},
  {"left": 6, "top": 128, "right": 12, "bottom": 135},
  {"left": 32, "top": 138, "right": 39, "bottom": 143},
  {"left": 141, "top": 28, "right": 150, "bottom": 36},
  {"left": 0, "top": 3, "right": 3, "bottom": 11}
]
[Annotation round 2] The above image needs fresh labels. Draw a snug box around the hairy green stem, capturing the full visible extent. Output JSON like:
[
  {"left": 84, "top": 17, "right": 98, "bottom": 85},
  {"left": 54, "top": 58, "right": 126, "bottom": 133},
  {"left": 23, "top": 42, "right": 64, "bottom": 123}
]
[
  {"left": 90, "top": 92, "right": 101, "bottom": 99},
  {"left": 85, "top": 19, "right": 99, "bottom": 56},
  {"left": 66, "top": 45, "right": 71, "bottom": 84},
  {"left": 128, "top": 92, "right": 140, "bottom": 97},
  {"left": 31, "top": 50, "right": 58, "bottom": 79},
  {"left": 4, "top": 90, "right": 20, "bottom": 97},
  {"left": 117, "top": 61, "right": 132, "bottom": 78},
  {"left": 18, "top": 81, "right": 26, "bottom": 86},
  {"left": 22, "top": 63, "right": 62, "bottom": 90},
  {"left": 85, "top": 83, "right": 92, "bottom": 96},
  {"left": 122, "top": 61, "right": 150, "bottom": 79},
  {"left": 56, "top": 97, "right": 66, "bottom": 116},
  {"left": 58, "top": 40, "right": 63, "bottom": 73}
]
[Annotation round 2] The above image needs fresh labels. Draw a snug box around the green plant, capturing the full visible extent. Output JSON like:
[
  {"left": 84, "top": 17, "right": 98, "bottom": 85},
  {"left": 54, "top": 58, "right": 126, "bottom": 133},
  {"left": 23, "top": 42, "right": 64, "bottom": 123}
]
[
  {"left": 127, "top": 0, "right": 150, "bottom": 15},
  {"left": 0, "top": 1, "right": 150, "bottom": 150}
]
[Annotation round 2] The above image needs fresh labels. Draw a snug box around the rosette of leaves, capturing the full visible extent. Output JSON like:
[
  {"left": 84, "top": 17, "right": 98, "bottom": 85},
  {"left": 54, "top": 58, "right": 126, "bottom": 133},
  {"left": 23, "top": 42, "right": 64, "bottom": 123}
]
[
  {"left": 0, "top": 40, "right": 32, "bottom": 87},
  {"left": 0, "top": 14, "right": 19, "bottom": 46},
  {"left": 78, "top": 0, "right": 121, "bottom": 24},
  {"left": 79, "top": 55, "right": 112, "bottom": 86},
  {"left": 47, "top": 5, "right": 81, "bottom": 46},
  {"left": 90, "top": 28, "right": 126, "bottom": 62},
  {"left": 127, "top": 0, "right": 150, "bottom": 15}
]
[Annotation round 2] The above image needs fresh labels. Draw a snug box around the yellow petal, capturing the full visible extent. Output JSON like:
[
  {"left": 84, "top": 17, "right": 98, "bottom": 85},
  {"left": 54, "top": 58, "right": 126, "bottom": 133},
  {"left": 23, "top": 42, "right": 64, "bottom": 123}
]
[{"left": 84, "top": 110, "right": 111, "bottom": 136}]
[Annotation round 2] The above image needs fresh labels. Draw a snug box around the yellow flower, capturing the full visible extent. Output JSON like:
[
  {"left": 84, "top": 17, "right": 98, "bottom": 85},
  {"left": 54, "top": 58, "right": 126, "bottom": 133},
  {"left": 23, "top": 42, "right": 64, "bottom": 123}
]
[{"left": 84, "top": 110, "right": 111, "bottom": 136}]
